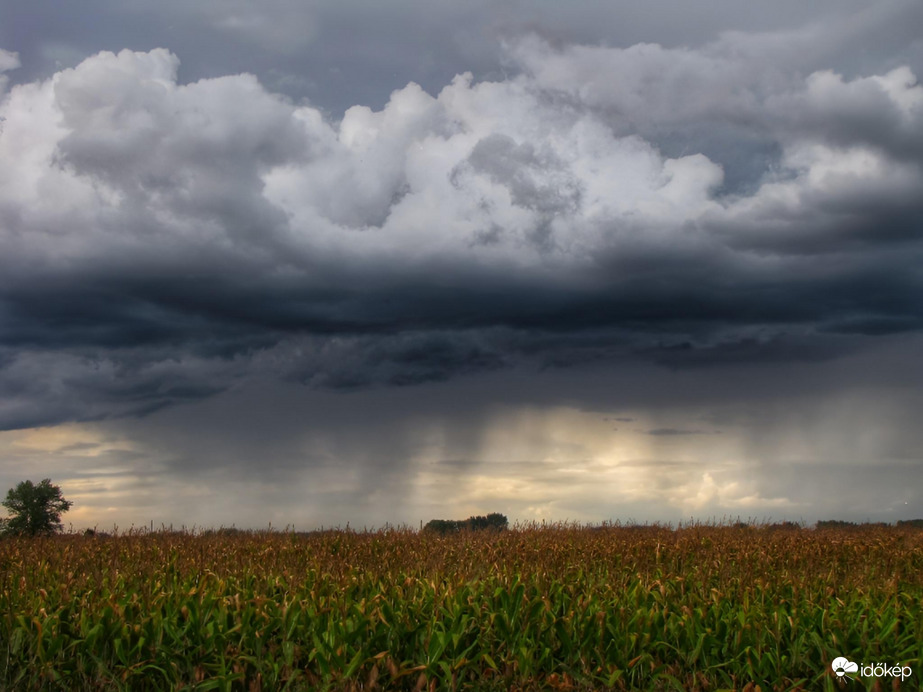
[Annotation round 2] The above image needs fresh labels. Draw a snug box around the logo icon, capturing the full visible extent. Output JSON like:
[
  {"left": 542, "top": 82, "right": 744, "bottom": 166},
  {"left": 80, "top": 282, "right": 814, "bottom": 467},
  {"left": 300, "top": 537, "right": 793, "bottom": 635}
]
[{"left": 832, "top": 657, "right": 859, "bottom": 678}]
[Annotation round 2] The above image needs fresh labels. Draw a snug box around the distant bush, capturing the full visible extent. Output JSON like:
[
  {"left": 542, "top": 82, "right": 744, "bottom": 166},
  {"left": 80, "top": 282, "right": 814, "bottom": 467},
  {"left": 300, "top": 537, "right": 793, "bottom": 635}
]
[
  {"left": 897, "top": 519, "right": 923, "bottom": 528},
  {"left": 816, "top": 520, "right": 857, "bottom": 529},
  {"left": 83, "top": 528, "right": 110, "bottom": 538},
  {"left": 764, "top": 521, "right": 803, "bottom": 531},
  {"left": 816, "top": 520, "right": 894, "bottom": 530},
  {"left": 423, "top": 513, "right": 508, "bottom": 535}
]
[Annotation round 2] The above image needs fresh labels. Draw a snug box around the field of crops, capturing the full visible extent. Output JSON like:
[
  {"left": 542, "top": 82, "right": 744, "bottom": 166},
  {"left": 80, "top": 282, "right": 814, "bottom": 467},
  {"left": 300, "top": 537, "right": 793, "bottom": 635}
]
[{"left": 1, "top": 524, "right": 921, "bottom": 691}]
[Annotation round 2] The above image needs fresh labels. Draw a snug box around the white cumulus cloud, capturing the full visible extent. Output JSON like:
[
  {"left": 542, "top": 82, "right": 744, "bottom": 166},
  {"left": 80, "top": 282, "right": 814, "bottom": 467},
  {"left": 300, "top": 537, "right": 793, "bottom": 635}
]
[{"left": 0, "top": 38, "right": 921, "bottom": 429}]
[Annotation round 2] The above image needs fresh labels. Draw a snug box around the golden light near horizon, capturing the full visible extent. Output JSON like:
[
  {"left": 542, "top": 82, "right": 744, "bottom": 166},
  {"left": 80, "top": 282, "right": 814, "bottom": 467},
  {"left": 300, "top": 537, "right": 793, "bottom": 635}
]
[
  {"left": 0, "top": 423, "right": 173, "bottom": 530},
  {"left": 2, "top": 380, "right": 913, "bottom": 530},
  {"left": 0, "top": 400, "right": 801, "bottom": 530},
  {"left": 404, "top": 403, "right": 795, "bottom": 524}
]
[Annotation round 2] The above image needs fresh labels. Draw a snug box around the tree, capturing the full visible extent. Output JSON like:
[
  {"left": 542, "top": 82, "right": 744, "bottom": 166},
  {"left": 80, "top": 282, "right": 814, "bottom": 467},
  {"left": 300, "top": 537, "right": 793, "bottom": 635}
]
[
  {"left": 423, "top": 513, "right": 508, "bottom": 535},
  {"left": 2, "top": 479, "right": 72, "bottom": 536}
]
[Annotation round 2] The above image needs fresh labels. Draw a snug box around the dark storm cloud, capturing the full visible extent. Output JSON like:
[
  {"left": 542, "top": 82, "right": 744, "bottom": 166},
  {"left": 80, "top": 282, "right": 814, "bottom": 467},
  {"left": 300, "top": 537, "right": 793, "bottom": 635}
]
[
  {"left": 1, "top": 1, "right": 923, "bottom": 431},
  {"left": 88, "top": 333, "right": 923, "bottom": 527},
  {"left": 0, "top": 345, "right": 235, "bottom": 431}
]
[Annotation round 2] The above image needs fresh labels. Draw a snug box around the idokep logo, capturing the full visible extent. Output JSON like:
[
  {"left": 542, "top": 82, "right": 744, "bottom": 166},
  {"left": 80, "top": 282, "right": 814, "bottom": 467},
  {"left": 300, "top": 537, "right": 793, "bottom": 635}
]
[
  {"left": 831, "top": 656, "right": 913, "bottom": 683},
  {"left": 832, "top": 657, "right": 858, "bottom": 679}
]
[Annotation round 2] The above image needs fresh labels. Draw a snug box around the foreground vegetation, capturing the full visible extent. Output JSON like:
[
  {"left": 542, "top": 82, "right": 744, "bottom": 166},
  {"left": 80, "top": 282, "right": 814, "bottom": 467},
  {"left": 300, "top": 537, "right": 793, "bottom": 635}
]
[{"left": 1, "top": 523, "right": 921, "bottom": 691}]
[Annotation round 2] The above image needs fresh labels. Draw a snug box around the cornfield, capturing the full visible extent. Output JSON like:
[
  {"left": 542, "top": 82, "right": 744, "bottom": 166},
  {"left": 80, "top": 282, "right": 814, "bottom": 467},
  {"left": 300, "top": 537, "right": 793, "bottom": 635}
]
[{"left": 1, "top": 524, "right": 921, "bottom": 691}]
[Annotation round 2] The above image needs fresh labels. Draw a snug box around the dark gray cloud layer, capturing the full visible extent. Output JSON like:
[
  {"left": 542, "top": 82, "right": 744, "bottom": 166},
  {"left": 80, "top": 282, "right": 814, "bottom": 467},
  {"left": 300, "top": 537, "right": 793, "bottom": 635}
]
[{"left": 1, "top": 1, "right": 922, "bottom": 432}]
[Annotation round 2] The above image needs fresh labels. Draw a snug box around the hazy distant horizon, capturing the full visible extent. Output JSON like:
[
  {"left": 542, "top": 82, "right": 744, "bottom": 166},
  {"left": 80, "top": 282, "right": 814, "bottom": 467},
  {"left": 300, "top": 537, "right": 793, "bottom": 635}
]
[
  {"left": 61, "top": 515, "right": 923, "bottom": 536},
  {"left": 2, "top": 0, "right": 922, "bottom": 530}
]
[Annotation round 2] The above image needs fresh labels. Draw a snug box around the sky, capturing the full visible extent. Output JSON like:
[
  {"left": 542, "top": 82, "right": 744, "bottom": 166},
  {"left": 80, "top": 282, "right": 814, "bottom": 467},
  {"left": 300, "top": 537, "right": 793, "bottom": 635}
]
[{"left": 1, "top": 0, "right": 922, "bottom": 530}]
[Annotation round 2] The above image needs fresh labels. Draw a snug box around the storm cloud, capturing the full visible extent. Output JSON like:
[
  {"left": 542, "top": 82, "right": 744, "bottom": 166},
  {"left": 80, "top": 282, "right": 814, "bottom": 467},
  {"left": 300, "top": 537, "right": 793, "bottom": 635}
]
[
  {"left": 1, "top": 0, "right": 922, "bottom": 526},
  {"left": 2, "top": 10, "right": 923, "bottom": 430}
]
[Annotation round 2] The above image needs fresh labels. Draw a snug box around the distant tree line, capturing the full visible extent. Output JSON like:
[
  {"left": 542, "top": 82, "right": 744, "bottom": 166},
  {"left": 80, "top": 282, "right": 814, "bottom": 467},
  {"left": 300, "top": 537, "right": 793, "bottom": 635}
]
[
  {"left": 423, "top": 513, "right": 508, "bottom": 535},
  {"left": 816, "top": 520, "right": 864, "bottom": 529},
  {"left": 816, "top": 519, "right": 921, "bottom": 529}
]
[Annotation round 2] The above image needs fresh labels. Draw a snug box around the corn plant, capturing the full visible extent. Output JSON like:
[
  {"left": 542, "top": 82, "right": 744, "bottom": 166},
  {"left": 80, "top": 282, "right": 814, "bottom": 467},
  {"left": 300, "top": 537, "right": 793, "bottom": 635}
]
[{"left": 1, "top": 524, "right": 920, "bottom": 690}]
